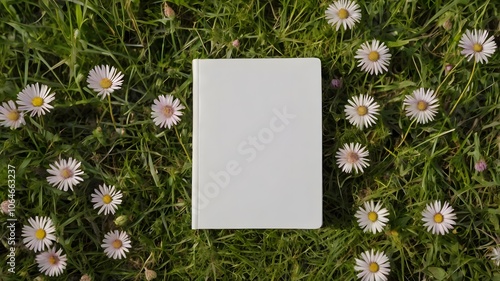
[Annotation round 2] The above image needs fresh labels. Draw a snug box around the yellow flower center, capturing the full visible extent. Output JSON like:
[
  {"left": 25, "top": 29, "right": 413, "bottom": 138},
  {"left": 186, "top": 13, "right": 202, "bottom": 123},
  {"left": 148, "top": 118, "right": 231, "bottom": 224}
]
[
  {"left": 346, "top": 151, "right": 359, "bottom": 163},
  {"left": 357, "top": 106, "right": 368, "bottom": 116},
  {"left": 163, "top": 106, "right": 174, "bottom": 118},
  {"left": 100, "top": 78, "right": 113, "bottom": 89},
  {"left": 103, "top": 194, "right": 112, "bottom": 204},
  {"left": 368, "top": 211, "right": 378, "bottom": 222},
  {"left": 368, "top": 51, "right": 379, "bottom": 62},
  {"left": 434, "top": 213, "right": 444, "bottom": 223},
  {"left": 369, "top": 262, "right": 379, "bottom": 273},
  {"left": 337, "top": 8, "right": 349, "bottom": 19},
  {"left": 60, "top": 168, "right": 73, "bottom": 179},
  {"left": 473, "top": 43, "right": 483, "bottom": 52},
  {"left": 35, "top": 228, "right": 46, "bottom": 240},
  {"left": 48, "top": 255, "right": 59, "bottom": 265},
  {"left": 112, "top": 239, "right": 122, "bottom": 249},
  {"left": 417, "top": 100, "right": 428, "bottom": 111},
  {"left": 31, "top": 97, "right": 44, "bottom": 107},
  {"left": 6, "top": 111, "right": 20, "bottom": 121}
]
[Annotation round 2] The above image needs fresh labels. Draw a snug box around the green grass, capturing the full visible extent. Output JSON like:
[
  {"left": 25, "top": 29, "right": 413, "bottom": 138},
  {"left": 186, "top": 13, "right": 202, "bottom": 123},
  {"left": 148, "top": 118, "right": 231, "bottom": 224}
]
[{"left": 0, "top": 0, "right": 499, "bottom": 280}]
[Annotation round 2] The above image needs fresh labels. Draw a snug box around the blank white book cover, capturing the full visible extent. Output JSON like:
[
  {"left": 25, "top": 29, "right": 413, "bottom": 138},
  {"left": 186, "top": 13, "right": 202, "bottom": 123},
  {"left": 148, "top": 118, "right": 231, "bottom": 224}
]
[{"left": 192, "top": 58, "right": 322, "bottom": 229}]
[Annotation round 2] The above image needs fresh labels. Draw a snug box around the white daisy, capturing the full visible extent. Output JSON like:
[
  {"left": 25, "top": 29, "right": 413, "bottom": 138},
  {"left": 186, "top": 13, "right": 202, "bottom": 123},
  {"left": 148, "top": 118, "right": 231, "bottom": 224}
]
[
  {"left": 91, "top": 184, "right": 123, "bottom": 215},
  {"left": 36, "top": 247, "right": 67, "bottom": 277},
  {"left": 355, "top": 40, "right": 391, "bottom": 75},
  {"left": 355, "top": 201, "right": 389, "bottom": 234},
  {"left": 87, "top": 65, "right": 124, "bottom": 99},
  {"left": 489, "top": 247, "right": 500, "bottom": 266},
  {"left": 325, "top": 0, "right": 362, "bottom": 31},
  {"left": 403, "top": 88, "right": 439, "bottom": 124},
  {"left": 0, "top": 100, "right": 25, "bottom": 129},
  {"left": 354, "top": 249, "right": 391, "bottom": 281},
  {"left": 458, "top": 29, "right": 497, "bottom": 64},
  {"left": 151, "top": 94, "right": 185, "bottom": 129},
  {"left": 145, "top": 268, "right": 158, "bottom": 281},
  {"left": 16, "top": 83, "right": 55, "bottom": 117},
  {"left": 474, "top": 159, "right": 487, "bottom": 172},
  {"left": 46, "top": 157, "right": 85, "bottom": 191},
  {"left": 335, "top": 143, "right": 370, "bottom": 173},
  {"left": 102, "top": 230, "right": 132, "bottom": 259},
  {"left": 163, "top": 2, "right": 175, "bottom": 18},
  {"left": 345, "top": 95, "right": 380, "bottom": 129},
  {"left": 1, "top": 200, "right": 10, "bottom": 214},
  {"left": 21, "top": 216, "right": 56, "bottom": 252},
  {"left": 80, "top": 274, "right": 92, "bottom": 281},
  {"left": 421, "top": 200, "right": 457, "bottom": 235}
]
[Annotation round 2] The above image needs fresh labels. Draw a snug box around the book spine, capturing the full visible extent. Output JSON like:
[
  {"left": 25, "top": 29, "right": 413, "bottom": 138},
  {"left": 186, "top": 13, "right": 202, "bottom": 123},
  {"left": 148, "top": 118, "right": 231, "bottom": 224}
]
[{"left": 191, "top": 59, "right": 199, "bottom": 229}]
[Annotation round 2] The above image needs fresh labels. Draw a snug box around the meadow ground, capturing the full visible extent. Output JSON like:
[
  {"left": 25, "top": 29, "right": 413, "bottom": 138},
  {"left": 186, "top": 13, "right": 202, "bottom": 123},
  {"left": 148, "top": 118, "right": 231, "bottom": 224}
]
[{"left": 0, "top": 0, "right": 499, "bottom": 280}]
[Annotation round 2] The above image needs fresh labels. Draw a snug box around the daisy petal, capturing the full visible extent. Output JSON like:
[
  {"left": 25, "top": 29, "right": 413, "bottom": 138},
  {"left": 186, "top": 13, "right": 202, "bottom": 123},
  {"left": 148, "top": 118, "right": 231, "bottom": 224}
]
[
  {"left": 421, "top": 200, "right": 456, "bottom": 235},
  {"left": 325, "top": 0, "right": 362, "bottom": 31}
]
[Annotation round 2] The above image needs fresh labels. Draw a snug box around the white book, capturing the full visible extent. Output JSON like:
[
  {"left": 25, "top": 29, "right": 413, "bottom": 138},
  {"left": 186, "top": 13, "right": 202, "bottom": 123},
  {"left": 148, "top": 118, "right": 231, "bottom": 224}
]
[{"left": 192, "top": 58, "right": 322, "bottom": 229}]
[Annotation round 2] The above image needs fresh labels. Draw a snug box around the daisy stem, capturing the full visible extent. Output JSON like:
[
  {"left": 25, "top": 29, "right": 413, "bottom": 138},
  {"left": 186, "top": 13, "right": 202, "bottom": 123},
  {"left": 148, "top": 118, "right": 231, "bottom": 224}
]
[
  {"left": 174, "top": 126, "right": 191, "bottom": 163},
  {"left": 434, "top": 57, "right": 465, "bottom": 96},
  {"left": 449, "top": 59, "right": 476, "bottom": 115},
  {"left": 38, "top": 116, "right": 45, "bottom": 129},
  {"left": 107, "top": 95, "right": 117, "bottom": 130},
  {"left": 397, "top": 119, "right": 416, "bottom": 149},
  {"left": 138, "top": 252, "right": 154, "bottom": 276},
  {"left": 383, "top": 146, "right": 397, "bottom": 157}
]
